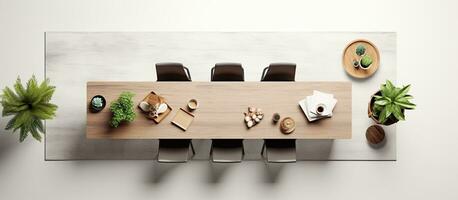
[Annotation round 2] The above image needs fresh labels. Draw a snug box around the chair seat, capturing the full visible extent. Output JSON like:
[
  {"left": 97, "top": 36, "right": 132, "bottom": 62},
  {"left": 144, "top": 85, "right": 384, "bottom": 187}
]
[
  {"left": 158, "top": 139, "right": 193, "bottom": 163},
  {"left": 211, "top": 139, "right": 244, "bottom": 163},
  {"left": 264, "top": 139, "right": 296, "bottom": 163}
]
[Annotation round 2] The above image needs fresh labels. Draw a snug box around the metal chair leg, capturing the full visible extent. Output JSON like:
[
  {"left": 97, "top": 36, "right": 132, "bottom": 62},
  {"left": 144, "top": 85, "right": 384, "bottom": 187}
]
[
  {"left": 260, "top": 67, "right": 269, "bottom": 81},
  {"left": 210, "top": 66, "right": 215, "bottom": 81},
  {"left": 184, "top": 66, "right": 192, "bottom": 81},
  {"left": 190, "top": 141, "right": 196, "bottom": 155}
]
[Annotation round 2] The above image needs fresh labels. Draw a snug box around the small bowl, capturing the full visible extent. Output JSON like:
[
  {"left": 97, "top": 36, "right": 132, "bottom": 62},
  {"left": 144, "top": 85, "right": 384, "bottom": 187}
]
[{"left": 187, "top": 99, "right": 198, "bottom": 110}]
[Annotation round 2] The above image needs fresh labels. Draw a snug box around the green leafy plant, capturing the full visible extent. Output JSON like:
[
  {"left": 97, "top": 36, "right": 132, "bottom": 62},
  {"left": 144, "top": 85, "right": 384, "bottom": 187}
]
[
  {"left": 92, "top": 97, "right": 103, "bottom": 108},
  {"left": 356, "top": 45, "right": 366, "bottom": 56},
  {"left": 1, "top": 76, "right": 58, "bottom": 142},
  {"left": 372, "top": 80, "right": 416, "bottom": 124},
  {"left": 109, "top": 92, "right": 136, "bottom": 128},
  {"left": 360, "top": 55, "right": 373, "bottom": 68}
]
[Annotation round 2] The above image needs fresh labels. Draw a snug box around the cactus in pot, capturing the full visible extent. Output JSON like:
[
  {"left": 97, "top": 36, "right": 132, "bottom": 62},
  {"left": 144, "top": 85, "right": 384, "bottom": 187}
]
[{"left": 360, "top": 55, "right": 373, "bottom": 69}]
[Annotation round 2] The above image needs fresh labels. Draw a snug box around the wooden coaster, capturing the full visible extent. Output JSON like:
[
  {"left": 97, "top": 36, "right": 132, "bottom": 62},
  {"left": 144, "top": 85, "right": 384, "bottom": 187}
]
[
  {"left": 280, "top": 117, "right": 295, "bottom": 134},
  {"left": 342, "top": 39, "right": 380, "bottom": 79},
  {"left": 171, "top": 108, "right": 195, "bottom": 131},
  {"left": 366, "top": 125, "right": 385, "bottom": 144}
]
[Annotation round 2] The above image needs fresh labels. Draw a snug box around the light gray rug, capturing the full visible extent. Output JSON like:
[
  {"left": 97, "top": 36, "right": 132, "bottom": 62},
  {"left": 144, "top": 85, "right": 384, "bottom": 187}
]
[{"left": 45, "top": 32, "right": 396, "bottom": 160}]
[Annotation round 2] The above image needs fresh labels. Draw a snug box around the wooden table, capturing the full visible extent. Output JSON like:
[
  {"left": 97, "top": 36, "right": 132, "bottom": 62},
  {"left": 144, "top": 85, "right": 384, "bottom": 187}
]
[{"left": 86, "top": 82, "right": 352, "bottom": 139}]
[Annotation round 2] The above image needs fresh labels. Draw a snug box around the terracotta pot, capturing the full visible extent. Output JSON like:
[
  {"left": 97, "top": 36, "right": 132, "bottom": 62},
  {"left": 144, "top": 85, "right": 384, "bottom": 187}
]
[{"left": 367, "top": 91, "right": 402, "bottom": 126}]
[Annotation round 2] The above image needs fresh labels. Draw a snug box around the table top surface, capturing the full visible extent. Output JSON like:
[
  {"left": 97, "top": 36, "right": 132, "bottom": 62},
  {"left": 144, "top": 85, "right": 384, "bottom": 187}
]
[{"left": 86, "top": 81, "right": 352, "bottom": 139}]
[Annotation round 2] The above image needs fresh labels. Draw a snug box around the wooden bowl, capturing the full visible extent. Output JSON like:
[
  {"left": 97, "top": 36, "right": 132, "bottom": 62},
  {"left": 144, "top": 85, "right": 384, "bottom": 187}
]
[
  {"left": 280, "top": 117, "right": 296, "bottom": 134},
  {"left": 187, "top": 99, "right": 198, "bottom": 110},
  {"left": 366, "top": 125, "right": 385, "bottom": 145}
]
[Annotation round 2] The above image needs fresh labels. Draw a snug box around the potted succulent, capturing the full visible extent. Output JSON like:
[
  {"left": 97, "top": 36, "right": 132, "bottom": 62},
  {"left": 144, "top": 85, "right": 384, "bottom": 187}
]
[
  {"left": 109, "top": 91, "right": 136, "bottom": 128},
  {"left": 360, "top": 54, "right": 373, "bottom": 69},
  {"left": 353, "top": 44, "right": 373, "bottom": 69},
  {"left": 356, "top": 44, "right": 366, "bottom": 56},
  {"left": 368, "top": 80, "right": 416, "bottom": 126},
  {"left": 89, "top": 95, "right": 106, "bottom": 113}
]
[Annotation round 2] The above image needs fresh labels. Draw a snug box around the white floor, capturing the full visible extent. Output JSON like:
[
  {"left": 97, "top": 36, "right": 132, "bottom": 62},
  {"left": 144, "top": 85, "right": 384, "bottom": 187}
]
[{"left": 1, "top": 0, "right": 457, "bottom": 200}]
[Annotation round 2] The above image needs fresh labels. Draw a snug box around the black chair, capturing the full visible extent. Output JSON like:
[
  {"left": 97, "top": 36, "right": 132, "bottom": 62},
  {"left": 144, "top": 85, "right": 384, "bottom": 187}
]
[
  {"left": 210, "top": 63, "right": 245, "bottom": 162},
  {"left": 156, "top": 62, "right": 191, "bottom": 81},
  {"left": 261, "top": 63, "right": 296, "bottom": 81},
  {"left": 211, "top": 63, "right": 244, "bottom": 81},
  {"left": 157, "top": 139, "right": 195, "bottom": 163},
  {"left": 155, "top": 62, "right": 194, "bottom": 163},
  {"left": 261, "top": 63, "right": 297, "bottom": 162}
]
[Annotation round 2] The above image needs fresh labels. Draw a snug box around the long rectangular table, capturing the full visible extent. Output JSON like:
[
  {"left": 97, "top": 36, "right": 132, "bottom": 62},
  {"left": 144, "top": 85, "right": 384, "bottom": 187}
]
[{"left": 87, "top": 81, "right": 352, "bottom": 139}]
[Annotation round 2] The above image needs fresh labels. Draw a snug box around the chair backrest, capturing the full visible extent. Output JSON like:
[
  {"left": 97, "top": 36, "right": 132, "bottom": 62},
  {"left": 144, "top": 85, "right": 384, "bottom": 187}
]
[
  {"left": 156, "top": 62, "right": 191, "bottom": 81},
  {"left": 211, "top": 63, "right": 244, "bottom": 81},
  {"left": 265, "top": 139, "right": 295, "bottom": 148},
  {"left": 261, "top": 63, "right": 296, "bottom": 81},
  {"left": 212, "top": 139, "right": 244, "bottom": 148}
]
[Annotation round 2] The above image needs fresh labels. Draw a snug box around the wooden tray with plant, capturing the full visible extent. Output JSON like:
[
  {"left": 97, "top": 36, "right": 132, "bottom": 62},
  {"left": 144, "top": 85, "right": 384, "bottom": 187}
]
[{"left": 342, "top": 39, "right": 380, "bottom": 79}]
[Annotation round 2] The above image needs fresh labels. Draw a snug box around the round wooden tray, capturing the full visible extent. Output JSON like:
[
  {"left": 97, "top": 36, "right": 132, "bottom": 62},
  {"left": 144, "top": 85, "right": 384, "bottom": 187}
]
[{"left": 342, "top": 39, "right": 380, "bottom": 79}]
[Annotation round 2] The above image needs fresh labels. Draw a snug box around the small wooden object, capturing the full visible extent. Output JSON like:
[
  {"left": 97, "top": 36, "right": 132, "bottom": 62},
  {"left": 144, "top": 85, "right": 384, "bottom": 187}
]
[
  {"left": 171, "top": 108, "right": 195, "bottom": 131},
  {"left": 366, "top": 125, "right": 385, "bottom": 144},
  {"left": 280, "top": 117, "right": 296, "bottom": 134},
  {"left": 138, "top": 92, "right": 172, "bottom": 123},
  {"left": 342, "top": 39, "right": 380, "bottom": 79}
]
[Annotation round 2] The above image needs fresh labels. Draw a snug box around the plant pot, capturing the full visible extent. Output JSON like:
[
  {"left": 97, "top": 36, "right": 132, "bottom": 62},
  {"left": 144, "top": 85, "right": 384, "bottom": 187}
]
[
  {"left": 359, "top": 57, "right": 371, "bottom": 70},
  {"left": 367, "top": 91, "right": 402, "bottom": 126},
  {"left": 90, "top": 95, "right": 106, "bottom": 113}
]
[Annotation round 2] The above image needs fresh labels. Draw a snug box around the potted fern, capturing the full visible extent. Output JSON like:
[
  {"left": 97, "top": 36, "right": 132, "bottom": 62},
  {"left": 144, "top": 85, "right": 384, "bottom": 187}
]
[
  {"left": 368, "top": 80, "right": 416, "bottom": 125},
  {"left": 1, "top": 76, "right": 58, "bottom": 142}
]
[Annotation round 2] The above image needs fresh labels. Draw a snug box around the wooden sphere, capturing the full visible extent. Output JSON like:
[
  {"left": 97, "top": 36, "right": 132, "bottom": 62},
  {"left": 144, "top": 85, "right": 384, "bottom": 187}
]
[{"left": 366, "top": 125, "right": 385, "bottom": 144}]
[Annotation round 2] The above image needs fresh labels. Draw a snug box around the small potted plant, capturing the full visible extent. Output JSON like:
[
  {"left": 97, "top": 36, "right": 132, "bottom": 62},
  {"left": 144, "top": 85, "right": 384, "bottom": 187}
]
[
  {"left": 109, "top": 91, "right": 136, "bottom": 128},
  {"left": 353, "top": 44, "right": 373, "bottom": 70},
  {"left": 368, "top": 80, "right": 416, "bottom": 125},
  {"left": 356, "top": 44, "right": 366, "bottom": 56},
  {"left": 360, "top": 54, "right": 373, "bottom": 70},
  {"left": 90, "top": 95, "right": 106, "bottom": 113}
]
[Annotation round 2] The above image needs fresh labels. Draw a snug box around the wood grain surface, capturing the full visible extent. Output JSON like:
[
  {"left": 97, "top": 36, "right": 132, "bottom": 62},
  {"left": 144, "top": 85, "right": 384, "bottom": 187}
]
[{"left": 87, "top": 81, "right": 352, "bottom": 139}]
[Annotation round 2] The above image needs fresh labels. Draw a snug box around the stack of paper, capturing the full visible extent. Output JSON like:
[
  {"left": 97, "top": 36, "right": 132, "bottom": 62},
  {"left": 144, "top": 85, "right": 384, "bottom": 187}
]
[{"left": 299, "top": 90, "right": 338, "bottom": 122}]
